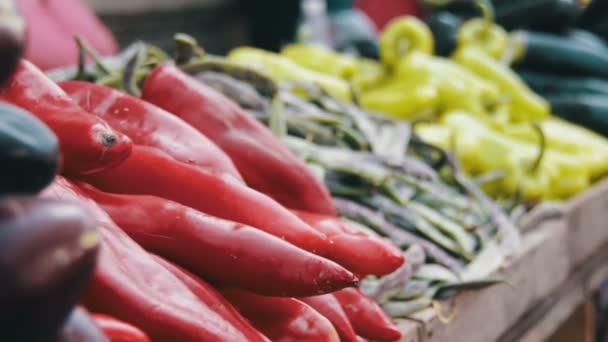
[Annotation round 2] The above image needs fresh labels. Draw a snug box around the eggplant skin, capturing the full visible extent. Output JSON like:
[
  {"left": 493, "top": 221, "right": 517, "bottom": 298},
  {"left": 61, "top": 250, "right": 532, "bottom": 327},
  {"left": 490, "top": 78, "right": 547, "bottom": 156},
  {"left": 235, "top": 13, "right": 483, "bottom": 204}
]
[
  {"left": 0, "top": 0, "right": 25, "bottom": 86},
  {"left": 0, "top": 103, "right": 60, "bottom": 195},
  {"left": 0, "top": 197, "right": 100, "bottom": 342},
  {"left": 59, "top": 307, "right": 109, "bottom": 342}
]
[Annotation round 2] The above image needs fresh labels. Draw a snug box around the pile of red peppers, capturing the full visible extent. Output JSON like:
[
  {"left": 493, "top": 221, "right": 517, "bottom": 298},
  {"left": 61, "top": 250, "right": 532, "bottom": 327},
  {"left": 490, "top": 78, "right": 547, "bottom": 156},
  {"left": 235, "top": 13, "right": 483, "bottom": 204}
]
[{"left": 0, "top": 57, "right": 407, "bottom": 341}]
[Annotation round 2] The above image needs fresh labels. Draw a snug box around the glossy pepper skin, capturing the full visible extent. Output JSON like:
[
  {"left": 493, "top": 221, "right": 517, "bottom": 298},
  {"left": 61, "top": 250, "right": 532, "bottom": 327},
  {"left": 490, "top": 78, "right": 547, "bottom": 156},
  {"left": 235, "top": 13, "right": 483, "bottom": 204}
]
[
  {"left": 41, "top": 177, "right": 255, "bottom": 342},
  {"left": 0, "top": 60, "right": 132, "bottom": 176},
  {"left": 457, "top": 19, "right": 509, "bottom": 60},
  {"left": 91, "top": 314, "right": 150, "bottom": 342},
  {"left": 60, "top": 81, "right": 243, "bottom": 182},
  {"left": 79, "top": 146, "right": 336, "bottom": 256},
  {"left": 452, "top": 46, "right": 550, "bottom": 122},
  {"left": 280, "top": 44, "right": 358, "bottom": 79},
  {"left": 292, "top": 210, "right": 405, "bottom": 276},
  {"left": 80, "top": 183, "right": 357, "bottom": 296},
  {"left": 222, "top": 289, "right": 340, "bottom": 342},
  {"left": 151, "top": 256, "right": 270, "bottom": 342},
  {"left": 380, "top": 16, "right": 434, "bottom": 67},
  {"left": 393, "top": 51, "right": 500, "bottom": 116},
  {"left": 333, "top": 288, "right": 401, "bottom": 342},
  {"left": 299, "top": 294, "right": 358, "bottom": 342},
  {"left": 227, "top": 47, "right": 352, "bottom": 101},
  {"left": 141, "top": 64, "right": 337, "bottom": 216}
]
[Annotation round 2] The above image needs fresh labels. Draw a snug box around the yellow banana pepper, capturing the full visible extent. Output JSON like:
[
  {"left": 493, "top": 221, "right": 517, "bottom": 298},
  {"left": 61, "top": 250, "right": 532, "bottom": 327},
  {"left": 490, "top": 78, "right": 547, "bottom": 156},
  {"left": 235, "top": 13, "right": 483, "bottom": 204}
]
[
  {"left": 457, "top": 18, "right": 509, "bottom": 60},
  {"left": 418, "top": 111, "right": 589, "bottom": 200},
  {"left": 227, "top": 47, "right": 352, "bottom": 101},
  {"left": 502, "top": 118, "right": 608, "bottom": 180},
  {"left": 280, "top": 44, "right": 358, "bottom": 79},
  {"left": 380, "top": 16, "right": 434, "bottom": 67},
  {"left": 360, "top": 79, "right": 439, "bottom": 120},
  {"left": 350, "top": 58, "right": 387, "bottom": 92},
  {"left": 452, "top": 46, "right": 550, "bottom": 122},
  {"left": 394, "top": 51, "right": 499, "bottom": 116}
]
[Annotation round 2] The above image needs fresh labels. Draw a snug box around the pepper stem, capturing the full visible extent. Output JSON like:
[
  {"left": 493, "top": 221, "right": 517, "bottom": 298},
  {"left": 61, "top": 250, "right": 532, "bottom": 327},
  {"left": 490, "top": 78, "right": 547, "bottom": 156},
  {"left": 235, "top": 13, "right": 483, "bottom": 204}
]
[
  {"left": 74, "top": 35, "right": 112, "bottom": 75},
  {"left": 529, "top": 121, "right": 546, "bottom": 173}
]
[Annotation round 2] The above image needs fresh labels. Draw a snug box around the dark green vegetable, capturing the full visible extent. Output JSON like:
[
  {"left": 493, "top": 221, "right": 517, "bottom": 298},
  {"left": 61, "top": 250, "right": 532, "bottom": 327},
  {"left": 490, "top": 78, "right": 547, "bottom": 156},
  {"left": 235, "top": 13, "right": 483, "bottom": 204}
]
[
  {"left": 425, "top": 11, "right": 462, "bottom": 57},
  {"left": 0, "top": 0, "right": 25, "bottom": 86},
  {"left": 0, "top": 197, "right": 100, "bottom": 342},
  {"left": 494, "top": 0, "right": 583, "bottom": 32},
  {"left": 517, "top": 69, "right": 608, "bottom": 96},
  {"left": 576, "top": 0, "right": 608, "bottom": 36},
  {"left": 565, "top": 29, "right": 607, "bottom": 51},
  {"left": 0, "top": 103, "right": 60, "bottom": 195},
  {"left": 513, "top": 30, "right": 608, "bottom": 78},
  {"left": 59, "top": 307, "right": 109, "bottom": 342},
  {"left": 546, "top": 94, "right": 608, "bottom": 137}
]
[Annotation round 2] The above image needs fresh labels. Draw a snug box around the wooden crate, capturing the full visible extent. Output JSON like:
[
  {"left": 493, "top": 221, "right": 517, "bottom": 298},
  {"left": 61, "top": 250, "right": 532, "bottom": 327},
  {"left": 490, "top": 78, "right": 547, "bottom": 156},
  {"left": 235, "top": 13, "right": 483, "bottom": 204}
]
[{"left": 397, "top": 180, "right": 608, "bottom": 342}]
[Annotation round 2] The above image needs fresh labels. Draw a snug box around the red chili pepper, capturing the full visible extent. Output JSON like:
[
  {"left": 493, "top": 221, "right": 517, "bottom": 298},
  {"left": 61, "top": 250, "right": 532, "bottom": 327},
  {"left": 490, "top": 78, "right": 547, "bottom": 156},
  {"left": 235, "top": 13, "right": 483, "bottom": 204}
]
[
  {"left": 293, "top": 210, "right": 405, "bottom": 276},
  {"left": 221, "top": 289, "right": 340, "bottom": 342},
  {"left": 141, "top": 64, "right": 336, "bottom": 216},
  {"left": 79, "top": 182, "right": 357, "bottom": 296},
  {"left": 59, "top": 81, "right": 243, "bottom": 181},
  {"left": 150, "top": 255, "right": 270, "bottom": 342},
  {"left": 79, "top": 145, "right": 336, "bottom": 256},
  {"left": 91, "top": 313, "right": 150, "bottom": 342},
  {"left": 333, "top": 288, "right": 401, "bottom": 342},
  {"left": 41, "top": 177, "right": 255, "bottom": 342},
  {"left": 299, "top": 294, "right": 358, "bottom": 342},
  {"left": 0, "top": 60, "right": 132, "bottom": 176}
]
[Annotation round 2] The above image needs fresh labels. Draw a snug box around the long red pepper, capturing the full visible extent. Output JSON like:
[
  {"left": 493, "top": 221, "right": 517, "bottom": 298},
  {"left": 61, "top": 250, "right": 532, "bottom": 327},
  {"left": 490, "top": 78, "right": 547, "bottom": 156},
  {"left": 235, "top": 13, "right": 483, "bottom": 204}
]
[
  {"left": 79, "top": 145, "right": 335, "bottom": 256},
  {"left": 60, "top": 81, "right": 243, "bottom": 181},
  {"left": 41, "top": 177, "right": 255, "bottom": 342},
  {"left": 333, "top": 288, "right": 402, "bottom": 342},
  {"left": 79, "top": 183, "right": 357, "bottom": 296},
  {"left": 151, "top": 255, "right": 270, "bottom": 342},
  {"left": 91, "top": 314, "right": 150, "bottom": 342},
  {"left": 221, "top": 289, "right": 340, "bottom": 342},
  {"left": 299, "top": 294, "right": 358, "bottom": 342},
  {"left": 0, "top": 60, "right": 132, "bottom": 176},
  {"left": 141, "top": 64, "right": 336, "bottom": 215},
  {"left": 293, "top": 210, "right": 405, "bottom": 276}
]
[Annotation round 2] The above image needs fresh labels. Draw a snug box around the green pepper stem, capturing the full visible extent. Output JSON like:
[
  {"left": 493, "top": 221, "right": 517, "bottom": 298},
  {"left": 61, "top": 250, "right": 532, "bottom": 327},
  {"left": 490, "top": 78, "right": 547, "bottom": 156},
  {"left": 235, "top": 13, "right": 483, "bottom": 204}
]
[
  {"left": 74, "top": 35, "right": 112, "bottom": 75},
  {"left": 529, "top": 121, "right": 546, "bottom": 173}
]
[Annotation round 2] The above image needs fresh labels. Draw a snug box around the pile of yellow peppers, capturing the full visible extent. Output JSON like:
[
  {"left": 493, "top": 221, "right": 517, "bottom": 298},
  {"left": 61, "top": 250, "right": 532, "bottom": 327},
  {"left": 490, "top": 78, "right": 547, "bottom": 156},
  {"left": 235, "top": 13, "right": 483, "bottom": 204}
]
[{"left": 226, "top": 16, "right": 608, "bottom": 202}]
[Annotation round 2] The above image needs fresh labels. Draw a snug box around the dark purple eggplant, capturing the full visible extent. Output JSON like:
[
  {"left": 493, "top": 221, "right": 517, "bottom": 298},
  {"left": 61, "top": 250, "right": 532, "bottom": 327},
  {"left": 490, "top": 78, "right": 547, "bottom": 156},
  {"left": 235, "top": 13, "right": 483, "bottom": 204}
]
[
  {"left": 0, "top": 103, "right": 60, "bottom": 195},
  {"left": 59, "top": 307, "right": 109, "bottom": 342},
  {"left": 0, "top": 197, "right": 100, "bottom": 342},
  {"left": 0, "top": 0, "right": 26, "bottom": 86}
]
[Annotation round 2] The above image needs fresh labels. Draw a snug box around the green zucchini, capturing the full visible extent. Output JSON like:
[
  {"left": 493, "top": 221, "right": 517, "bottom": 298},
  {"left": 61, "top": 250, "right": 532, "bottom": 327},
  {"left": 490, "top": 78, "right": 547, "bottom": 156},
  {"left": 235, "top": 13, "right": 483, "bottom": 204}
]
[
  {"left": 494, "top": 0, "right": 583, "bottom": 32},
  {"left": 546, "top": 94, "right": 608, "bottom": 137},
  {"left": 576, "top": 0, "right": 608, "bottom": 33},
  {"left": 425, "top": 11, "right": 462, "bottom": 57},
  {"left": 565, "top": 29, "right": 607, "bottom": 51},
  {"left": 514, "top": 30, "right": 608, "bottom": 78},
  {"left": 517, "top": 69, "right": 608, "bottom": 96},
  {"left": 0, "top": 103, "right": 60, "bottom": 195}
]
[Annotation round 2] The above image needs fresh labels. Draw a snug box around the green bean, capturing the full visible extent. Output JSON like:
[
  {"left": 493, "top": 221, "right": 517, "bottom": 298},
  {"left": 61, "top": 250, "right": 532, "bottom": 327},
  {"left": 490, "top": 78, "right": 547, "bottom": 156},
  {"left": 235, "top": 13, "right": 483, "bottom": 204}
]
[
  {"left": 383, "top": 296, "right": 433, "bottom": 318},
  {"left": 408, "top": 202, "right": 477, "bottom": 256}
]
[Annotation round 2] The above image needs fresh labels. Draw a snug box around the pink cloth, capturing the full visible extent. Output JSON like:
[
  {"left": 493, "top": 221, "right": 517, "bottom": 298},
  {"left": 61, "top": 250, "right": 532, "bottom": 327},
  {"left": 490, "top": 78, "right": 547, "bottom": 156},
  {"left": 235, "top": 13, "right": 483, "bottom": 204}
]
[{"left": 17, "top": 0, "right": 118, "bottom": 70}]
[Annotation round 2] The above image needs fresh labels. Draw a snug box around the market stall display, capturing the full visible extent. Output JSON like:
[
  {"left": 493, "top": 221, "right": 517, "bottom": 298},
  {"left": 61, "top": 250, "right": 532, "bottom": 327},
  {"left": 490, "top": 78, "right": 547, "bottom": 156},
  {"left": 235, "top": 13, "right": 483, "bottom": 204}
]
[{"left": 2, "top": 0, "right": 608, "bottom": 340}]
